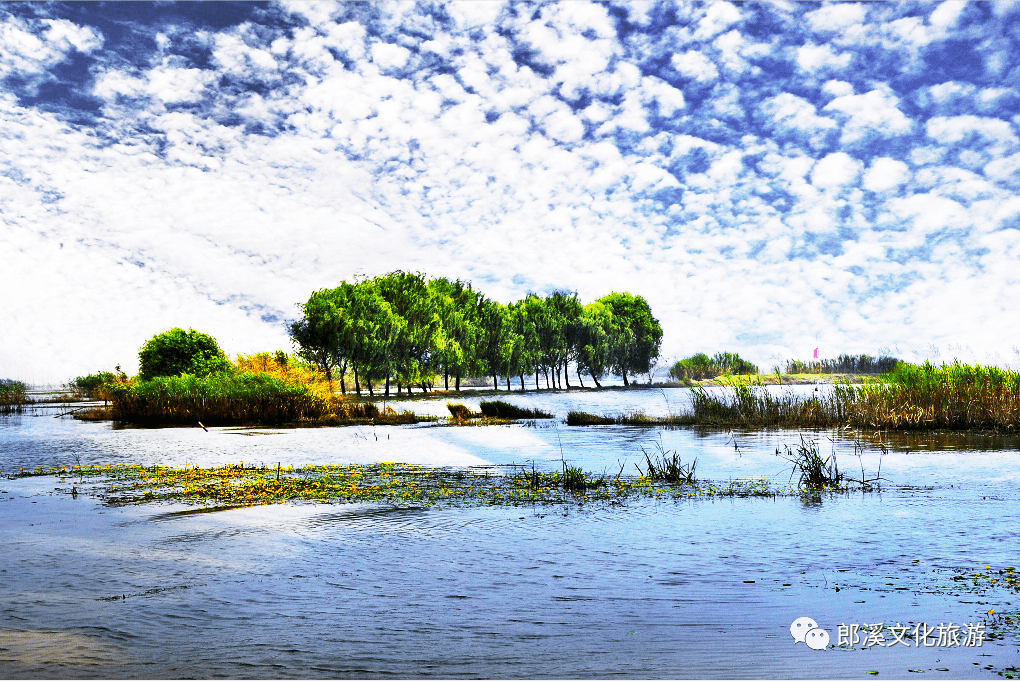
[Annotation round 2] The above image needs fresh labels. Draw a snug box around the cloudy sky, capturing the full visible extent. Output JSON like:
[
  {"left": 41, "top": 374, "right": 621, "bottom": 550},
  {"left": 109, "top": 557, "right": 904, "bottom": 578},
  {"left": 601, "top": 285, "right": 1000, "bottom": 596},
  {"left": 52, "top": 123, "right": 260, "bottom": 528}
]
[{"left": 3, "top": 1, "right": 1020, "bottom": 383}]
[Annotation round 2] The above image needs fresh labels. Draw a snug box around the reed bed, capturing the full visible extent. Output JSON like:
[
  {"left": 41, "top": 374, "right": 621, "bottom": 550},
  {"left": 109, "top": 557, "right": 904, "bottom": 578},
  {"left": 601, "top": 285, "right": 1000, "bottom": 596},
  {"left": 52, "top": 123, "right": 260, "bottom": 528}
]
[
  {"left": 786, "top": 354, "right": 900, "bottom": 375},
  {"left": 16, "top": 461, "right": 790, "bottom": 506},
  {"left": 837, "top": 362, "right": 1020, "bottom": 430},
  {"left": 566, "top": 410, "right": 691, "bottom": 426},
  {"left": 478, "top": 400, "right": 553, "bottom": 419},
  {"left": 567, "top": 363, "right": 1020, "bottom": 432},
  {"left": 0, "top": 379, "right": 28, "bottom": 414},
  {"left": 102, "top": 372, "right": 418, "bottom": 426}
]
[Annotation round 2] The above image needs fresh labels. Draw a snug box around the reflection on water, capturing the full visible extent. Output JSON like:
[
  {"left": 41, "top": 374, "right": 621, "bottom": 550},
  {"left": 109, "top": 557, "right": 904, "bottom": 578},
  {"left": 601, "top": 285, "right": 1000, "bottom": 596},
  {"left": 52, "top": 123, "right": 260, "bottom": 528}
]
[{"left": 2, "top": 387, "right": 1019, "bottom": 678}]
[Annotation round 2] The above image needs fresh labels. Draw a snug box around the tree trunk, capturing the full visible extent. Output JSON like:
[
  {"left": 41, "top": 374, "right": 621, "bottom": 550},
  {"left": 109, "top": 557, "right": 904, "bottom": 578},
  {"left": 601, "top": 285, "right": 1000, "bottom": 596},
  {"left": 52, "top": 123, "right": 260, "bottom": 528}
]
[
  {"left": 396, "top": 381, "right": 402, "bottom": 395},
  {"left": 455, "top": 372, "right": 461, "bottom": 392},
  {"left": 622, "top": 372, "right": 629, "bottom": 386},
  {"left": 544, "top": 368, "right": 550, "bottom": 389},
  {"left": 492, "top": 374, "right": 498, "bottom": 391},
  {"left": 354, "top": 365, "right": 362, "bottom": 396},
  {"left": 576, "top": 367, "right": 585, "bottom": 389},
  {"left": 519, "top": 374, "right": 525, "bottom": 390},
  {"left": 385, "top": 373, "right": 390, "bottom": 397},
  {"left": 564, "top": 362, "right": 571, "bottom": 389},
  {"left": 419, "top": 381, "right": 429, "bottom": 393},
  {"left": 591, "top": 371, "right": 602, "bottom": 389},
  {"left": 535, "top": 370, "right": 540, "bottom": 390},
  {"left": 506, "top": 375, "right": 511, "bottom": 391},
  {"left": 444, "top": 366, "right": 449, "bottom": 391},
  {"left": 367, "top": 379, "right": 374, "bottom": 397}
]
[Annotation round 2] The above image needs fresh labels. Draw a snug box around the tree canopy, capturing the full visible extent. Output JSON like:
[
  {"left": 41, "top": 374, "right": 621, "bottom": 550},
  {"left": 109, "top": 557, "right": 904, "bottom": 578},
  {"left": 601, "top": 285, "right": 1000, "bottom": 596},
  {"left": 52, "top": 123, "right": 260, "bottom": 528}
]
[
  {"left": 138, "top": 328, "right": 232, "bottom": 380},
  {"left": 289, "top": 273, "right": 663, "bottom": 394}
]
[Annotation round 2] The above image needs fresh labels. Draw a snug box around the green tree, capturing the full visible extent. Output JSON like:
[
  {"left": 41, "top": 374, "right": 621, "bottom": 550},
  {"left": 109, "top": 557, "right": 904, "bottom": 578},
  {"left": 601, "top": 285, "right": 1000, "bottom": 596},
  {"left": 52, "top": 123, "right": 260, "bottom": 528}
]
[
  {"left": 290, "top": 286, "right": 356, "bottom": 392},
  {"left": 576, "top": 301, "right": 619, "bottom": 388},
  {"left": 427, "top": 277, "right": 480, "bottom": 391},
  {"left": 598, "top": 292, "right": 663, "bottom": 386},
  {"left": 475, "top": 297, "right": 514, "bottom": 391},
  {"left": 138, "top": 328, "right": 232, "bottom": 381},
  {"left": 546, "top": 290, "right": 583, "bottom": 389},
  {"left": 375, "top": 271, "right": 442, "bottom": 394}
]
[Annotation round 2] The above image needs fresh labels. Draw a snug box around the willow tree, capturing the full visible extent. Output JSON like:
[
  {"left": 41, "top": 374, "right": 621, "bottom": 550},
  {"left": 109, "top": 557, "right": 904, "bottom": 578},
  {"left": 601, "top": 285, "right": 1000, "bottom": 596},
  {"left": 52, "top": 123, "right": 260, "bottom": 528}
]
[
  {"left": 290, "top": 287, "right": 355, "bottom": 392},
  {"left": 375, "top": 271, "right": 443, "bottom": 394},
  {"left": 598, "top": 292, "right": 663, "bottom": 386},
  {"left": 427, "top": 277, "right": 480, "bottom": 391}
]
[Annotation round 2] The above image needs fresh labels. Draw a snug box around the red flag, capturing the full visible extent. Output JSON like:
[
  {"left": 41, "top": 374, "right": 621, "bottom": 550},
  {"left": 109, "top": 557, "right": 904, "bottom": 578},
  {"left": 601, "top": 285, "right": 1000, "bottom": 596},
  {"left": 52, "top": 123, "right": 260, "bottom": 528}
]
[{"left": 813, "top": 348, "right": 818, "bottom": 359}]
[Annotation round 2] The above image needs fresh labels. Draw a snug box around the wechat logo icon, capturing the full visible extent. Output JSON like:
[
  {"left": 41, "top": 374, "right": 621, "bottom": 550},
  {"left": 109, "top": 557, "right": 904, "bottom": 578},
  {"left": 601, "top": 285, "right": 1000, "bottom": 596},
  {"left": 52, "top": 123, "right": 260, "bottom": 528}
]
[{"left": 791, "top": 617, "right": 830, "bottom": 650}]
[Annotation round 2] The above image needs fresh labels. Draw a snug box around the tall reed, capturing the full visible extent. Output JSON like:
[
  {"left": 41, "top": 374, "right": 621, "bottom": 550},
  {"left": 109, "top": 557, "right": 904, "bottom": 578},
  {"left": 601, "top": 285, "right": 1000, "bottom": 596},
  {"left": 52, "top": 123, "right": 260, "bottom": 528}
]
[
  {"left": 105, "top": 372, "right": 381, "bottom": 426},
  {"left": 786, "top": 354, "right": 900, "bottom": 375},
  {"left": 0, "top": 379, "right": 28, "bottom": 414},
  {"left": 568, "top": 362, "right": 1020, "bottom": 432}
]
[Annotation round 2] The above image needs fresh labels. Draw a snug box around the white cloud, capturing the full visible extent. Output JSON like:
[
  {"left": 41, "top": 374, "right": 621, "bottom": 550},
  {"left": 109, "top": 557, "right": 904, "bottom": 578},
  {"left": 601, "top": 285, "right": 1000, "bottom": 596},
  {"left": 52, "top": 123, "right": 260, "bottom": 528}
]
[
  {"left": 810, "top": 152, "right": 863, "bottom": 189},
  {"left": 694, "top": 2, "right": 742, "bottom": 40},
  {"left": 863, "top": 157, "right": 910, "bottom": 192},
  {"left": 671, "top": 50, "right": 718, "bottom": 82},
  {"left": 370, "top": 41, "right": 411, "bottom": 69},
  {"left": 926, "top": 115, "right": 1019, "bottom": 149},
  {"left": 929, "top": 1, "right": 967, "bottom": 31},
  {"left": 761, "top": 93, "right": 837, "bottom": 150},
  {"left": 796, "top": 43, "right": 851, "bottom": 73},
  {"left": 805, "top": 3, "right": 867, "bottom": 32},
  {"left": 821, "top": 80, "right": 854, "bottom": 98},
  {"left": 824, "top": 89, "right": 913, "bottom": 144}
]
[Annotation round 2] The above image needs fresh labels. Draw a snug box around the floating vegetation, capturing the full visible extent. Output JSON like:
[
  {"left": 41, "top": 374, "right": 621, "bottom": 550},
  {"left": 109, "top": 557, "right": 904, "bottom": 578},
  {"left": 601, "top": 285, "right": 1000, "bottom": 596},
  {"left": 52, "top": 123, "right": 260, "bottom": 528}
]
[
  {"left": 478, "top": 400, "right": 553, "bottom": 419},
  {"left": 15, "top": 461, "right": 799, "bottom": 507},
  {"left": 0, "top": 379, "right": 29, "bottom": 414}
]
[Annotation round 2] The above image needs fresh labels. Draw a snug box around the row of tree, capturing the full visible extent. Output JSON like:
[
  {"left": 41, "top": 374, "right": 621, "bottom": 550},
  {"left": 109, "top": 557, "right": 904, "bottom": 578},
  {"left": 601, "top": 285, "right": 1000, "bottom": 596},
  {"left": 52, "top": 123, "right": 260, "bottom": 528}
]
[{"left": 289, "top": 272, "right": 663, "bottom": 396}]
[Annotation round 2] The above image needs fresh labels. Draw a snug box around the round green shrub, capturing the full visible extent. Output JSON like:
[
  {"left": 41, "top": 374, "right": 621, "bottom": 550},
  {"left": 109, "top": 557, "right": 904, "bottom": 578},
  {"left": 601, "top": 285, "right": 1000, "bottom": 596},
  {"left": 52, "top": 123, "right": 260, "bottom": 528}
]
[{"left": 138, "top": 328, "right": 233, "bottom": 380}]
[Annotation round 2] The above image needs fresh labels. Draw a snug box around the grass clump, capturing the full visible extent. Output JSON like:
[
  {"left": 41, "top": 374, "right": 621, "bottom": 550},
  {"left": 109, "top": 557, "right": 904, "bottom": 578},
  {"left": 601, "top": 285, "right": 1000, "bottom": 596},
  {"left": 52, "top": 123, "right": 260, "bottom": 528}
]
[
  {"left": 566, "top": 411, "right": 617, "bottom": 426},
  {"left": 446, "top": 403, "right": 473, "bottom": 419},
  {"left": 0, "top": 379, "right": 29, "bottom": 414},
  {"left": 636, "top": 441, "right": 697, "bottom": 484},
  {"left": 777, "top": 436, "right": 843, "bottom": 490},
  {"left": 478, "top": 400, "right": 553, "bottom": 419}
]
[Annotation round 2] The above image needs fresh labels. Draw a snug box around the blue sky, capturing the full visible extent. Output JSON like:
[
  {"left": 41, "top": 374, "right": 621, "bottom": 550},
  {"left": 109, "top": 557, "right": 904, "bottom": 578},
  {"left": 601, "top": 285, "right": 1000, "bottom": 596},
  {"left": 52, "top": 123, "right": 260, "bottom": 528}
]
[{"left": 3, "top": 1, "right": 1020, "bottom": 382}]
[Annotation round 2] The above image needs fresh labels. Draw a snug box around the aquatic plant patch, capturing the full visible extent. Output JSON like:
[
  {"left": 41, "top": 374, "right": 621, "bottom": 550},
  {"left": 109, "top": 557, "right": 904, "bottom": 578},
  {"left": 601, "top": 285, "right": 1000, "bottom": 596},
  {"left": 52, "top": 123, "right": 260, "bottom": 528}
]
[{"left": 14, "top": 461, "right": 808, "bottom": 508}]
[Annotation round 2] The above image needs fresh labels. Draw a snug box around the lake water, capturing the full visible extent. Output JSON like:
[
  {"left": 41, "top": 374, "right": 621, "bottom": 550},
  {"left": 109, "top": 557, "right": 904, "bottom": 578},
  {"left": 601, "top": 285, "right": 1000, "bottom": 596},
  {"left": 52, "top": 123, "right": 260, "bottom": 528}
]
[{"left": 2, "top": 386, "right": 1019, "bottom": 678}]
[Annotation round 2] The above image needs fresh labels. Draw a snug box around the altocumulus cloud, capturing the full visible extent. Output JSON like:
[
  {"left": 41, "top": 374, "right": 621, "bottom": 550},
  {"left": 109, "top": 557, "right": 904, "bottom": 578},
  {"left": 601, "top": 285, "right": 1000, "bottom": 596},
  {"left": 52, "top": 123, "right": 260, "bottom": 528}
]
[{"left": 2, "top": 1, "right": 1020, "bottom": 382}]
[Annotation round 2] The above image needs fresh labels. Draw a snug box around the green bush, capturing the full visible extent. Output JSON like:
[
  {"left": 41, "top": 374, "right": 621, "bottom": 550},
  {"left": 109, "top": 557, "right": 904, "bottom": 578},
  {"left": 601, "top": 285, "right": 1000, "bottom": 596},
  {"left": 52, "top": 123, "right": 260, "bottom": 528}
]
[
  {"left": 138, "top": 328, "right": 233, "bottom": 380},
  {"left": 669, "top": 352, "right": 758, "bottom": 381},
  {"left": 67, "top": 372, "right": 118, "bottom": 399}
]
